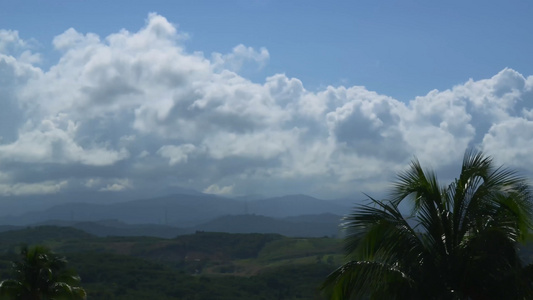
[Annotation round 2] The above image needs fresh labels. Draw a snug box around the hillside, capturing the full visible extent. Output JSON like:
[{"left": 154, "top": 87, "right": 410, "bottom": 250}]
[
  {"left": 196, "top": 214, "right": 341, "bottom": 237},
  {"left": 37, "top": 219, "right": 191, "bottom": 238},
  {"left": 0, "top": 226, "right": 342, "bottom": 299},
  {"left": 249, "top": 194, "right": 349, "bottom": 217}
]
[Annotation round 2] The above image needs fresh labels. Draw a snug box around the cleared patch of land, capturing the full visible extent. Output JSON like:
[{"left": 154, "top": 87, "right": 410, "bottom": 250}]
[{"left": 0, "top": 226, "right": 342, "bottom": 300}]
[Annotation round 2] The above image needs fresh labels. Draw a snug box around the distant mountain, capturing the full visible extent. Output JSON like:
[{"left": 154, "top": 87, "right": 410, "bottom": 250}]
[
  {"left": 30, "top": 213, "right": 343, "bottom": 238},
  {"left": 329, "top": 197, "right": 360, "bottom": 209},
  {"left": 248, "top": 194, "right": 350, "bottom": 217},
  {"left": 0, "top": 193, "right": 352, "bottom": 230},
  {"left": 232, "top": 194, "right": 266, "bottom": 201},
  {"left": 0, "top": 193, "right": 245, "bottom": 227},
  {"left": 0, "top": 186, "right": 206, "bottom": 216},
  {"left": 195, "top": 214, "right": 342, "bottom": 238},
  {"left": 38, "top": 219, "right": 192, "bottom": 238},
  {"left": 283, "top": 213, "right": 344, "bottom": 224},
  {"left": 1, "top": 213, "right": 345, "bottom": 239}
]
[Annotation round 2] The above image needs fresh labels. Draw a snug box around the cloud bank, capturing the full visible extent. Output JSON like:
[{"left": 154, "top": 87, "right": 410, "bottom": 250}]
[{"left": 1, "top": 13, "right": 533, "bottom": 199}]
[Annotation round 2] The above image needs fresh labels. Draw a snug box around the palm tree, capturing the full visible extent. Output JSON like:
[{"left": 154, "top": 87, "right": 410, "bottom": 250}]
[
  {"left": 323, "top": 150, "right": 533, "bottom": 299},
  {"left": 0, "top": 245, "right": 86, "bottom": 300}
]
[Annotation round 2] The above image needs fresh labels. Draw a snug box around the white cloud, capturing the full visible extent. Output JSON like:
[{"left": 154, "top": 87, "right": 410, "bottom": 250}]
[
  {"left": 158, "top": 144, "right": 197, "bottom": 165},
  {"left": 1, "top": 14, "right": 533, "bottom": 200},
  {"left": 0, "top": 29, "right": 41, "bottom": 64},
  {"left": 0, "top": 119, "right": 129, "bottom": 166},
  {"left": 84, "top": 178, "right": 101, "bottom": 188},
  {"left": 0, "top": 30, "right": 25, "bottom": 53},
  {"left": 138, "top": 150, "right": 150, "bottom": 158},
  {"left": 99, "top": 179, "right": 132, "bottom": 192},
  {"left": 0, "top": 181, "right": 68, "bottom": 196},
  {"left": 212, "top": 44, "right": 269, "bottom": 72},
  {"left": 84, "top": 178, "right": 132, "bottom": 192},
  {"left": 203, "top": 184, "right": 235, "bottom": 195},
  {"left": 481, "top": 118, "right": 533, "bottom": 168}
]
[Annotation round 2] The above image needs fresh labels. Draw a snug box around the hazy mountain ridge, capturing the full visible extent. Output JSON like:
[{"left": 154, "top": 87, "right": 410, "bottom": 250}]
[
  {"left": 247, "top": 194, "right": 349, "bottom": 217},
  {"left": 0, "top": 212, "right": 344, "bottom": 238},
  {"left": 0, "top": 193, "right": 351, "bottom": 226},
  {"left": 0, "top": 193, "right": 243, "bottom": 226},
  {"left": 0, "top": 186, "right": 206, "bottom": 216},
  {"left": 195, "top": 213, "right": 342, "bottom": 237}
]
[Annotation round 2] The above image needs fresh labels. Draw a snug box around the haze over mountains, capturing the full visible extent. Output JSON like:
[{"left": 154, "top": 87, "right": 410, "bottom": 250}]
[{"left": 0, "top": 191, "right": 355, "bottom": 238}]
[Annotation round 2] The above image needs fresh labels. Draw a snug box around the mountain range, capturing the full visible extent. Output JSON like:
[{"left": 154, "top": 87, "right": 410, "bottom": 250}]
[{"left": 0, "top": 192, "right": 355, "bottom": 237}]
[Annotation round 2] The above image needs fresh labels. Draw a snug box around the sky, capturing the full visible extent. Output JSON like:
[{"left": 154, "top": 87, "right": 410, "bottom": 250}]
[{"left": 0, "top": 1, "right": 533, "bottom": 200}]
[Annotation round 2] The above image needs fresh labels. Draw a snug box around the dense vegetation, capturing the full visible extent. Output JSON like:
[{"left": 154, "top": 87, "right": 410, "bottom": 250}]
[
  {"left": 324, "top": 150, "right": 533, "bottom": 299},
  {"left": 0, "top": 226, "right": 341, "bottom": 299},
  {"left": 0, "top": 245, "right": 86, "bottom": 299}
]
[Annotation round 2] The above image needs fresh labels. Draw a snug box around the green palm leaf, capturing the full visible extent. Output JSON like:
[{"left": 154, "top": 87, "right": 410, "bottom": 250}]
[
  {"left": 323, "top": 149, "right": 533, "bottom": 299},
  {"left": 0, "top": 245, "right": 86, "bottom": 300}
]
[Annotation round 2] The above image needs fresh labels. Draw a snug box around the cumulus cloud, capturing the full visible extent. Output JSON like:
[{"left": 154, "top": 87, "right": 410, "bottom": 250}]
[
  {"left": 1, "top": 14, "right": 533, "bottom": 201},
  {"left": 0, "top": 181, "right": 68, "bottom": 196},
  {"left": 158, "top": 144, "right": 197, "bottom": 165},
  {"left": 203, "top": 184, "right": 235, "bottom": 195},
  {"left": 0, "top": 119, "right": 129, "bottom": 166},
  {"left": 99, "top": 179, "right": 132, "bottom": 192},
  {"left": 0, "top": 29, "right": 41, "bottom": 64},
  {"left": 212, "top": 44, "right": 270, "bottom": 72}
]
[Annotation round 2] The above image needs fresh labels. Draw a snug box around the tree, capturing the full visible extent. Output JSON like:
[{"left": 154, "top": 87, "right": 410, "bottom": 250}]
[
  {"left": 0, "top": 245, "right": 86, "bottom": 300},
  {"left": 323, "top": 150, "right": 533, "bottom": 299}
]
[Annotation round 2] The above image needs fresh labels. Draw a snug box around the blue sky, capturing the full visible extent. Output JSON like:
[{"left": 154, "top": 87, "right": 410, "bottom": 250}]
[
  {"left": 1, "top": 1, "right": 533, "bottom": 201},
  {"left": 4, "top": 1, "right": 533, "bottom": 101}
]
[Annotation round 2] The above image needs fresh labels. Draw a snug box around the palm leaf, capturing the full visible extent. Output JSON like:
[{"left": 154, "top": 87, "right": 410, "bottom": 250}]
[
  {"left": 323, "top": 261, "right": 414, "bottom": 300},
  {"left": 323, "top": 149, "right": 533, "bottom": 299}
]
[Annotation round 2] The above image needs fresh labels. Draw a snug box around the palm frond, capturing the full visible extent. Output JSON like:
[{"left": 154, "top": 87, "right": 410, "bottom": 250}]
[
  {"left": 0, "top": 280, "right": 23, "bottom": 298},
  {"left": 322, "top": 260, "right": 414, "bottom": 300},
  {"left": 324, "top": 149, "right": 533, "bottom": 299},
  {"left": 342, "top": 197, "right": 424, "bottom": 265}
]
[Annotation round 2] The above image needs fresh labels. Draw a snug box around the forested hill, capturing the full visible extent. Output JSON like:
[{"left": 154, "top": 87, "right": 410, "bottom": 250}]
[
  {"left": 0, "top": 226, "right": 342, "bottom": 299},
  {"left": 2, "top": 226, "right": 533, "bottom": 299}
]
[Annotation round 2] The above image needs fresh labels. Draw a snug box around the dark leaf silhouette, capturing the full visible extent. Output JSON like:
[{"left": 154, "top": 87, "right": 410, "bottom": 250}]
[
  {"left": 323, "top": 150, "right": 533, "bottom": 299},
  {"left": 0, "top": 245, "right": 86, "bottom": 300}
]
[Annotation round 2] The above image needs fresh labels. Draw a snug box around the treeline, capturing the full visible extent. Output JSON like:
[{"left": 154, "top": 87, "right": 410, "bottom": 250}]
[
  {"left": 0, "top": 226, "right": 341, "bottom": 300},
  {"left": 66, "top": 253, "right": 333, "bottom": 300}
]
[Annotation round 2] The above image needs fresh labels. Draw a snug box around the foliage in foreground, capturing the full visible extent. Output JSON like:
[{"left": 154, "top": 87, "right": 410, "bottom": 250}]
[
  {"left": 0, "top": 245, "right": 86, "bottom": 300},
  {"left": 0, "top": 230, "right": 341, "bottom": 299},
  {"left": 324, "top": 150, "right": 533, "bottom": 299}
]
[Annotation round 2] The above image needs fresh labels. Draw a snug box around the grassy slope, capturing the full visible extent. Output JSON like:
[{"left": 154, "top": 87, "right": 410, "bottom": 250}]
[{"left": 0, "top": 226, "right": 342, "bottom": 300}]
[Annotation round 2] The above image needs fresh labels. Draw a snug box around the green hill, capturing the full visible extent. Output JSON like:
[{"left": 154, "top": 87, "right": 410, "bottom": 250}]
[{"left": 0, "top": 226, "right": 342, "bottom": 299}]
